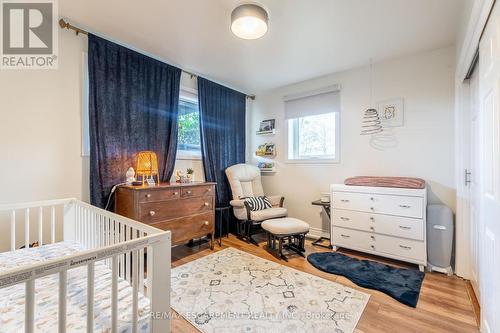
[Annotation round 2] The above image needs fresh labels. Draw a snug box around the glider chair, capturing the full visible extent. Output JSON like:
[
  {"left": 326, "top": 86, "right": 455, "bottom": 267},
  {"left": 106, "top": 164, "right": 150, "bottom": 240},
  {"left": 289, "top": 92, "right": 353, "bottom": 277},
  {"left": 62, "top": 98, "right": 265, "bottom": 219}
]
[{"left": 225, "top": 164, "right": 287, "bottom": 245}]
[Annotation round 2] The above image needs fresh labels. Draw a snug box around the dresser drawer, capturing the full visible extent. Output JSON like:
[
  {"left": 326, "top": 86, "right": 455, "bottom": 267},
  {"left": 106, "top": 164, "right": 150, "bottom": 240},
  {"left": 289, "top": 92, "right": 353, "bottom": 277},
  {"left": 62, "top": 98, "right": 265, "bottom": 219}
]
[
  {"left": 152, "top": 212, "right": 214, "bottom": 245},
  {"left": 139, "top": 197, "right": 214, "bottom": 223},
  {"left": 333, "top": 191, "right": 423, "bottom": 218},
  {"left": 181, "top": 185, "right": 214, "bottom": 198},
  {"left": 138, "top": 188, "right": 180, "bottom": 203},
  {"left": 333, "top": 227, "right": 425, "bottom": 262},
  {"left": 333, "top": 210, "right": 424, "bottom": 240},
  {"left": 374, "top": 233, "right": 426, "bottom": 262},
  {"left": 333, "top": 227, "right": 373, "bottom": 252}
]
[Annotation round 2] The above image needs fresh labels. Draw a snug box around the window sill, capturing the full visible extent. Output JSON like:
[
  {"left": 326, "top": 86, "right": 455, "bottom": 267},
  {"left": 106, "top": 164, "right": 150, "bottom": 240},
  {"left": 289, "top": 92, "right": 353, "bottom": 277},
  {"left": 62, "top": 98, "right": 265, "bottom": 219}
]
[
  {"left": 177, "top": 151, "right": 202, "bottom": 161},
  {"left": 285, "top": 158, "right": 340, "bottom": 164}
]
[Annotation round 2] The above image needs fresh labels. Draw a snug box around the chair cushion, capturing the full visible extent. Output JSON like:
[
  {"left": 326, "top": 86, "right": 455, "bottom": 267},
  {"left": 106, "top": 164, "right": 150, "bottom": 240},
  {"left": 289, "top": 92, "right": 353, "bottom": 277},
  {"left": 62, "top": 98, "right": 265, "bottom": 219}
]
[
  {"left": 261, "top": 217, "right": 310, "bottom": 235},
  {"left": 244, "top": 196, "right": 272, "bottom": 211},
  {"left": 250, "top": 207, "right": 288, "bottom": 221}
]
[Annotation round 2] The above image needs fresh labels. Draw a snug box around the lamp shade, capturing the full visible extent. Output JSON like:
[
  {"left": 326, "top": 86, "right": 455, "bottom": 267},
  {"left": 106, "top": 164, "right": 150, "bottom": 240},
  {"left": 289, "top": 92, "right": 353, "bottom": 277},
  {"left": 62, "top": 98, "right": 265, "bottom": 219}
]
[
  {"left": 136, "top": 151, "right": 159, "bottom": 185},
  {"left": 231, "top": 4, "right": 268, "bottom": 40}
]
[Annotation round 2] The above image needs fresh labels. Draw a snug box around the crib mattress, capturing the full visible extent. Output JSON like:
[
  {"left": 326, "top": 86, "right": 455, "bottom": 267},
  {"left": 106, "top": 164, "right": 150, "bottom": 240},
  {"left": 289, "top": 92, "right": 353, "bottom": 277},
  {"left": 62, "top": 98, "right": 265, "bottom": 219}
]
[{"left": 0, "top": 241, "right": 150, "bottom": 333}]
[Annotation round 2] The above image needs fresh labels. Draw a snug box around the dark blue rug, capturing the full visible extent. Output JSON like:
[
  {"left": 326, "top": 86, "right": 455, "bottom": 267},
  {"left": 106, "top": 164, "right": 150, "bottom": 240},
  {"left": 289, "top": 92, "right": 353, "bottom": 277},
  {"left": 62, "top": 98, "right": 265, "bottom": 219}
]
[{"left": 307, "top": 252, "right": 424, "bottom": 307}]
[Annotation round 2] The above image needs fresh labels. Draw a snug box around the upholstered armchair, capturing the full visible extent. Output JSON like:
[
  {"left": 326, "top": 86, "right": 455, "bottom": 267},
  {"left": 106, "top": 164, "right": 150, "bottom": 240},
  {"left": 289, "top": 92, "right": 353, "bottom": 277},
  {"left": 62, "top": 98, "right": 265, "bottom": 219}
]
[{"left": 225, "top": 164, "right": 287, "bottom": 244}]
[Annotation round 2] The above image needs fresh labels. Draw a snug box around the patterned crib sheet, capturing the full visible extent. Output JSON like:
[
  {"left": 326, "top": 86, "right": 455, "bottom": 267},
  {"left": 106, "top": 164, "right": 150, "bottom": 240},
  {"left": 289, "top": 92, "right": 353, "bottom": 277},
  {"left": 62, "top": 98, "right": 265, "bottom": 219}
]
[{"left": 0, "top": 241, "right": 150, "bottom": 333}]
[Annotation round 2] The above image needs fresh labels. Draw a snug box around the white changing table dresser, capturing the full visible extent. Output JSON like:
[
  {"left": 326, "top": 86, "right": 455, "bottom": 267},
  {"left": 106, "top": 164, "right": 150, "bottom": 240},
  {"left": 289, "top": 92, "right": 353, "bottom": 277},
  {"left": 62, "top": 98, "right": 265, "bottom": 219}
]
[{"left": 331, "top": 184, "right": 427, "bottom": 271}]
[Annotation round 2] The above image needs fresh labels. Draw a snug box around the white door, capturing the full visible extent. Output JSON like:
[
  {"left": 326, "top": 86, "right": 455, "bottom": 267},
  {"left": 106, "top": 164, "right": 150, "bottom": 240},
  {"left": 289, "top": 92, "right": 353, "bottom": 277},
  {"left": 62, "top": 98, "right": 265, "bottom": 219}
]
[
  {"left": 469, "top": 68, "right": 481, "bottom": 299},
  {"left": 478, "top": 3, "right": 500, "bottom": 332}
]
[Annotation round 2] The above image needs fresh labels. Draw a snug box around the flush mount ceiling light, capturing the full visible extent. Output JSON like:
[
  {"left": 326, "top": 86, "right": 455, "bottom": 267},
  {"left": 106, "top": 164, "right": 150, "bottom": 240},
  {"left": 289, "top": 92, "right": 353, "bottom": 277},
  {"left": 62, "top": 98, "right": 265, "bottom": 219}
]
[{"left": 231, "top": 3, "right": 269, "bottom": 40}]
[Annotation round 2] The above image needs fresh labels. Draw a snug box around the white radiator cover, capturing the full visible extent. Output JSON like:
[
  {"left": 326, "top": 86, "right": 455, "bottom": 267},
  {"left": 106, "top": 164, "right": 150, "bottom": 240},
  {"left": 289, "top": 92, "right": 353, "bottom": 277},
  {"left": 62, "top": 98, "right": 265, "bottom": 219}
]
[{"left": 331, "top": 184, "right": 427, "bottom": 271}]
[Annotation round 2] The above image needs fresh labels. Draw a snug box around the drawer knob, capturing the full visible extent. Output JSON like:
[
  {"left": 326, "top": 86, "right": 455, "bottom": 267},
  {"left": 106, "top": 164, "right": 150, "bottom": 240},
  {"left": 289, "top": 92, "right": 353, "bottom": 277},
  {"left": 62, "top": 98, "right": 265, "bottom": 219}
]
[
  {"left": 204, "top": 202, "right": 209, "bottom": 206},
  {"left": 370, "top": 197, "right": 374, "bottom": 201},
  {"left": 399, "top": 225, "right": 411, "bottom": 230},
  {"left": 187, "top": 190, "right": 192, "bottom": 194},
  {"left": 370, "top": 235, "right": 375, "bottom": 240},
  {"left": 370, "top": 207, "right": 374, "bottom": 211},
  {"left": 174, "top": 192, "right": 179, "bottom": 195},
  {"left": 341, "top": 234, "right": 350, "bottom": 238},
  {"left": 204, "top": 221, "right": 209, "bottom": 226},
  {"left": 149, "top": 211, "right": 156, "bottom": 216},
  {"left": 370, "top": 217, "right": 375, "bottom": 222},
  {"left": 370, "top": 226, "right": 375, "bottom": 231},
  {"left": 207, "top": 188, "right": 212, "bottom": 192},
  {"left": 399, "top": 245, "right": 412, "bottom": 250},
  {"left": 399, "top": 205, "right": 411, "bottom": 209},
  {"left": 340, "top": 217, "right": 350, "bottom": 221},
  {"left": 146, "top": 194, "right": 151, "bottom": 198},
  {"left": 371, "top": 245, "right": 375, "bottom": 250}
]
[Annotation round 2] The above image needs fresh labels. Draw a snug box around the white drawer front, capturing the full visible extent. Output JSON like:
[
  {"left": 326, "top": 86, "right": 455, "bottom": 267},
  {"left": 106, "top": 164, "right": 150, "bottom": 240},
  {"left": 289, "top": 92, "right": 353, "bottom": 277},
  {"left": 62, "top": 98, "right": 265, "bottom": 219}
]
[
  {"left": 332, "top": 210, "right": 424, "bottom": 240},
  {"left": 375, "top": 233, "right": 426, "bottom": 262},
  {"left": 333, "top": 227, "right": 426, "bottom": 263},
  {"left": 333, "top": 227, "right": 373, "bottom": 251},
  {"left": 333, "top": 191, "right": 423, "bottom": 218}
]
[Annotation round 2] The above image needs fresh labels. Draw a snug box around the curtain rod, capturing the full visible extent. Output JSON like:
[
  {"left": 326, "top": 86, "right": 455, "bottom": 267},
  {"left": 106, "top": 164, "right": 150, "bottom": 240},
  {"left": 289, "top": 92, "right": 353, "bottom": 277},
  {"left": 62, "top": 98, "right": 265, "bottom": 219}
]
[{"left": 59, "top": 18, "right": 256, "bottom": 100}]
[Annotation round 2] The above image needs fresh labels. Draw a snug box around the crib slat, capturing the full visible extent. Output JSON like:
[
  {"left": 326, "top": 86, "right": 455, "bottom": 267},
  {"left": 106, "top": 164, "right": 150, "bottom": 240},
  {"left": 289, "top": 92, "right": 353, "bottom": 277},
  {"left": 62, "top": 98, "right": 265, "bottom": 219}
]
[
  {"left": 132, "top": 250, "right": 138, "bottom": 333},
  {"left": 139, "top": 231, "right": 144, "bottom": 295},
  {"left": 25, "top": 208, "right": 30, "bottom": 249},
  {"left": 59, "top": 271, "right": 67, "bottom": 333},
  {"left": 111, "top": 256, "right": 118, "bottom": 333},
  {"left": 10, "top": 210, "right": 15, "bottom": 251},
  {"left": 51, "top": 206, "right": 56, "bottom": 244},
  {"left": 25, "top": 279, "right": 35, "bottom": 333},
  {"left": 87, "top": 263, "right": 95, "bottom": 333},
  {"left": 38, "top": 207, "right": 43, "bottom": 246},
  {"left": 120, "top": 223, "right": 125, "bottom": 278}
]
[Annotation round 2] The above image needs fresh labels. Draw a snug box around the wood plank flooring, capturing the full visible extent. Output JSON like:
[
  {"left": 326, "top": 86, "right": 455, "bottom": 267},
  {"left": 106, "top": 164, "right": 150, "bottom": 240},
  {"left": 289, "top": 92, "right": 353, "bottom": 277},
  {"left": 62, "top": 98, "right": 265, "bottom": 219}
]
[{"left": 170, "top": 235, "right": 479, "bottom": 333}]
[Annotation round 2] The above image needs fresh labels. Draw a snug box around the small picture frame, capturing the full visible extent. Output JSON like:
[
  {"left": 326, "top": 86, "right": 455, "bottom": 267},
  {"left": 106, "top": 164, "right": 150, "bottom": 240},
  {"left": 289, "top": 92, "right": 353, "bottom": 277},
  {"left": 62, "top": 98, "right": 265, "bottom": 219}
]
[
  {"left": 146, "top": 177, "right": 156, "bottom": 186},
  {"left": 377, "top": 98, "right": 404, "bottom": 127},
  {"left": 259, "top": 119, "right": 275, "bottom": 132},
  {"left": 265, "top": 143, "right": 275, "bottom": 154}
]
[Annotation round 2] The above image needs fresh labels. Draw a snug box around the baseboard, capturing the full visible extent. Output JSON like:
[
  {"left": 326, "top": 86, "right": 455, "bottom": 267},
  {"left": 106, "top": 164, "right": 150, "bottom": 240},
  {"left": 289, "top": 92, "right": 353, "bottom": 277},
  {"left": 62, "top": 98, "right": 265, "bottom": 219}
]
[{"left": 307, "top": 227, "right": 329, "bottom": 239}]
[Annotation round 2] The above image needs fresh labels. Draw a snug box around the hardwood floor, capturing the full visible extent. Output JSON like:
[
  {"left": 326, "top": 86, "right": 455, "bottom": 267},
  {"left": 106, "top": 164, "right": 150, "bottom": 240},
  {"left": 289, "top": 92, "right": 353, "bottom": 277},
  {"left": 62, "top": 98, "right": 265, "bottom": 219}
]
[{"left": 170, "top": 235, "right": 479, "bottom": 333}]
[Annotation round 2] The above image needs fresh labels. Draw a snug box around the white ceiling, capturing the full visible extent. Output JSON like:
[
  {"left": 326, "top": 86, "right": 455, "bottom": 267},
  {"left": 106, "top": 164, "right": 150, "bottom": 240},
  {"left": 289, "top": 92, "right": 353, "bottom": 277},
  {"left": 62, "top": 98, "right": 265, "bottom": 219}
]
[{"left": 60, "top": 0, "right": 465, "bottom": 94}]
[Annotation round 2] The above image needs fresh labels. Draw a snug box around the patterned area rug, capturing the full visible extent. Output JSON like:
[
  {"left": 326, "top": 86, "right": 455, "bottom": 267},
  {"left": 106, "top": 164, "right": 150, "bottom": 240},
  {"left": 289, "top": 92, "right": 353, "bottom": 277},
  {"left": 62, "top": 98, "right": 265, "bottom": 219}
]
[{"left": 171, "top": 248, "right": 369, "bottom": 333}]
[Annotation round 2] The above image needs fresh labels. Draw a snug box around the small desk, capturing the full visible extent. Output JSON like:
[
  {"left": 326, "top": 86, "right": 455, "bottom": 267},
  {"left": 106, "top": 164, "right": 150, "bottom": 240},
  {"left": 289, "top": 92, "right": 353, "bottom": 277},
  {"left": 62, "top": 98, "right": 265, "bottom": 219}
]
[{"left": 311, "top": 200, "right": 333, "bottom": 249}]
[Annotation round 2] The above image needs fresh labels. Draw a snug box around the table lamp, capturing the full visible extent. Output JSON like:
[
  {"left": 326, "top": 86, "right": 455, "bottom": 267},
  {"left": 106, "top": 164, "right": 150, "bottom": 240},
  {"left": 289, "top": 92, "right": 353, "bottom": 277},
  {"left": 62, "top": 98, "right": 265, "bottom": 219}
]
[{"left": 136, "top": 151, "right": 160, "bottom": 186}]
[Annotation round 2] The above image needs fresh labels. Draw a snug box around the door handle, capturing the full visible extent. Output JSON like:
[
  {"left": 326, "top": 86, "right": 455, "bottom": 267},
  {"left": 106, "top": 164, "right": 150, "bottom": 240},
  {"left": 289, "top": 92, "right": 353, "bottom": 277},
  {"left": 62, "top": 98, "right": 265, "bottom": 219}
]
[{"left": 465, "top": 169, "right": 472, "bottom": 186}]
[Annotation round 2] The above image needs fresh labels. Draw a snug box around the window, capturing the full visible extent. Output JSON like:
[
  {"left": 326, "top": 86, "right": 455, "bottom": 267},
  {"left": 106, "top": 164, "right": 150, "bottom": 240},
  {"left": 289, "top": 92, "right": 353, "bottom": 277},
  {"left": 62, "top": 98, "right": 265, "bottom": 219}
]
[
  {"left": 177, "top": 88, "right": 201, "bottom": 159},
  {"left": 285, "top": 87, "right": 340, "bottom": 163}
]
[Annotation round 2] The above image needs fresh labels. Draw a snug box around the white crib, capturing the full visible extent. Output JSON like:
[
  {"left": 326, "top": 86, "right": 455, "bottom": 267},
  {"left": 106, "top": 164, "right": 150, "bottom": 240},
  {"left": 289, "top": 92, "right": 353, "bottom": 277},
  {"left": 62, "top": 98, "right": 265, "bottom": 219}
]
[{"left": 0, "top": 198, "right": 171, "bottom": 333}]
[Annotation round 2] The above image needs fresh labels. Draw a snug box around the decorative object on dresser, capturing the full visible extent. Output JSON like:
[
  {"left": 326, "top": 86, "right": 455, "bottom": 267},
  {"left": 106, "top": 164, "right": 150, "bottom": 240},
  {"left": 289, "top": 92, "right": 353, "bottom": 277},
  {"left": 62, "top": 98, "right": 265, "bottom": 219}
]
[
  {"left": 331, "top": 183, "right": 427, "bottom": 272},
  {"left": 115, "top": 182, "right": 216, "bottom": 249}
]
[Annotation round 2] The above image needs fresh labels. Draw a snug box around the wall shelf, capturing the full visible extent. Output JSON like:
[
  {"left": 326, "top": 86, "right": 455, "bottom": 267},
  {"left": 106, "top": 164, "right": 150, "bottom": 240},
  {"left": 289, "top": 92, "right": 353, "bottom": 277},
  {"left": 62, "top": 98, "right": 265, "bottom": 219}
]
[
  {"left": 259, "top": 167, "right": 276, "bottom": 173},
  {"left": 256, "top": 129, "right": 276, "bottom": 136}
]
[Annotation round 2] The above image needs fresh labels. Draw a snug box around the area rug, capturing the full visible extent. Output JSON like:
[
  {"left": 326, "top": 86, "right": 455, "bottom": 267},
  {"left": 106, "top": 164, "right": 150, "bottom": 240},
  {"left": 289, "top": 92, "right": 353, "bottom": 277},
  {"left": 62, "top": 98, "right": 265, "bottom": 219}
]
[
  {"left": 171, "top": 248, "right": 369, "bottom": 333},
  {"left": 307, "top": 252, "right": 424, "bottom": 307}
]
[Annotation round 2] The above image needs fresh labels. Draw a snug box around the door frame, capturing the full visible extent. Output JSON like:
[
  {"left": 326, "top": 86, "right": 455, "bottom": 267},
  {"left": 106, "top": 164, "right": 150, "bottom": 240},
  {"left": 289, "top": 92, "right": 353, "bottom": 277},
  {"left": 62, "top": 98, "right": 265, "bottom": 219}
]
[{"left": 455, "top": 0, "right": 495, "bottom": 279}]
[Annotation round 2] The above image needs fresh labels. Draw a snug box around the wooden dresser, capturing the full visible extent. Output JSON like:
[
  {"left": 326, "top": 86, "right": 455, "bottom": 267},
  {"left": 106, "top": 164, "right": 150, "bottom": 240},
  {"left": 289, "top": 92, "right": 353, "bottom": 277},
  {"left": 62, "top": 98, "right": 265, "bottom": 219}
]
[
  {"left": 331, "top": 184, "right": 427, "bottom": 271},
  {"left": 115, "top": 182, "right": 216, "bottom": 248}
]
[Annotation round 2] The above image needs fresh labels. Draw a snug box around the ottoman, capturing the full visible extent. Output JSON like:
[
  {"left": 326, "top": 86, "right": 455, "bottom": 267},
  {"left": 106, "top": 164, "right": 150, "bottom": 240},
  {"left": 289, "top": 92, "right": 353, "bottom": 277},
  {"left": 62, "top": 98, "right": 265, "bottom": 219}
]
[{"left": 261, "top": 217, "right": 310, "bottom": 261}]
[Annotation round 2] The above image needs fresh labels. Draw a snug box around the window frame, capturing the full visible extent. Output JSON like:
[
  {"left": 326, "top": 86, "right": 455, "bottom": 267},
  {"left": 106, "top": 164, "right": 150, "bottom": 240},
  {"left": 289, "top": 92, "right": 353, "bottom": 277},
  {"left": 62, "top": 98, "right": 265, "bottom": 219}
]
[
  {"left": 285, "top": 111, "right": 341, "bottom": 164},
  {"left": 177, "top": 86, "right": 202, "bottom": 160}
]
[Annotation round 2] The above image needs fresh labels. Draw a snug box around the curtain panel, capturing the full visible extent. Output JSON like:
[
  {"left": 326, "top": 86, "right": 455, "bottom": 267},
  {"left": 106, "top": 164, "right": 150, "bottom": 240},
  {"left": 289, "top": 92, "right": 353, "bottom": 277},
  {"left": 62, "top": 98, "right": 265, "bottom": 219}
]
[
  {"left": 198, "top": 77, "right": 246, "bottom": 209},
  {"left": 88, "top": 34, "right": 181, "bottom": 208}
]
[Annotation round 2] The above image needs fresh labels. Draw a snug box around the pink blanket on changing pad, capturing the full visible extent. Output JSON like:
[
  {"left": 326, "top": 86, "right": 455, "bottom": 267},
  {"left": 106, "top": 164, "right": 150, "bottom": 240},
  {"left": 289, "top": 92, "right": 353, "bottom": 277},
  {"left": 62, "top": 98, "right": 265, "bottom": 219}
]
[{"left": 344, "top": 176, "right": 426, "bottom": 189}]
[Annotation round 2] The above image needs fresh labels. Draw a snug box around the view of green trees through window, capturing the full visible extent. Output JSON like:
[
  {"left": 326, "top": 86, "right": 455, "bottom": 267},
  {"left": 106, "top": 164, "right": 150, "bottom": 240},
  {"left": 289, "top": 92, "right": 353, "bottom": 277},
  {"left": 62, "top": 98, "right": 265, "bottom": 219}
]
[{"left": 178, "top": 99, "right": 201, "bottom": 152}]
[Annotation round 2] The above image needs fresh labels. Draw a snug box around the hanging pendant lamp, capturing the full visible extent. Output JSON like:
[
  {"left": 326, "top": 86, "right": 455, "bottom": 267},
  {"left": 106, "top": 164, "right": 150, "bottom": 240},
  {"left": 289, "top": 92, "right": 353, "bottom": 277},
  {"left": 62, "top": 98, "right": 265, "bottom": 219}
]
[{"left": 361, "top": 59, "right": 383, "bottom": 135}]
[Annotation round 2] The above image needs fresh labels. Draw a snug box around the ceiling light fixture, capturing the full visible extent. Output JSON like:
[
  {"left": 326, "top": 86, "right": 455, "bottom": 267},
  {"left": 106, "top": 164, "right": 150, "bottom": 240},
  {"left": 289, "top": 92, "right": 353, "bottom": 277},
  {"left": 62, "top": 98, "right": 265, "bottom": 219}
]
[{"left": 231, "top": 4, "right": 269, "bottom": 40}]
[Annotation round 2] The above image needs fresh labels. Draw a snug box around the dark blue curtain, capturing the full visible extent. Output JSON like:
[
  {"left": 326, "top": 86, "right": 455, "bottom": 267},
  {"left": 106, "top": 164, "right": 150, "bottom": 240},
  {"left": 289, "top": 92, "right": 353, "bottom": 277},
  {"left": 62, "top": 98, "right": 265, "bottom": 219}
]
[
  {"left": 198, "top": 78, "right": 246, "bottom": 208},
  {"left": 88, "top": 34, "right": 181, "bottom": 208}
]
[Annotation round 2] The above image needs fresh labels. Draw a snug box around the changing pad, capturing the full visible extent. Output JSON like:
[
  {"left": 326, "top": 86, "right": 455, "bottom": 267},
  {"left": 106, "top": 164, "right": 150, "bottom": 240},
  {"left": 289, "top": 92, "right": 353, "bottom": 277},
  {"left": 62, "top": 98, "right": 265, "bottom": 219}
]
[{"left": 344, "top": 176, "right": 426, "bottom": 189}]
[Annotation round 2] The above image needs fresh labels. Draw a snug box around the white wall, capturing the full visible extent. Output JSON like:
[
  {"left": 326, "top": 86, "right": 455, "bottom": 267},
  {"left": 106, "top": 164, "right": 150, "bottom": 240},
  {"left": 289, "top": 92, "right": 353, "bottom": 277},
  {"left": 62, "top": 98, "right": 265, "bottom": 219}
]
[{"left": 250, "top": 47, "right": 456, "bottom": 237}]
